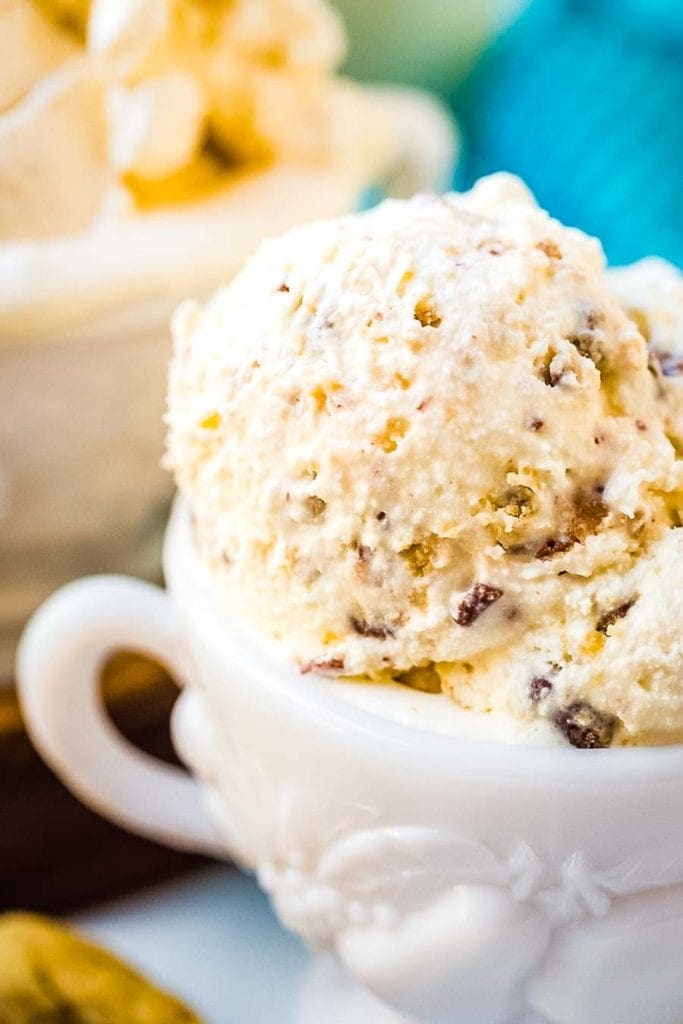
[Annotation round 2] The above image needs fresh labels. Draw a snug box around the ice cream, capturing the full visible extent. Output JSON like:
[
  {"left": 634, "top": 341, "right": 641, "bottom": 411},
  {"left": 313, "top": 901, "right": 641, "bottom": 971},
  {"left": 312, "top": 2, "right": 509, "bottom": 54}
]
[
  {"left": 608, "top": 257, "right": 683, "bottom": 453},
  {"left": 167, "top": 173, "right": 683, "bottom": 747},
  {"left": 0, "top": 0, "right": 402, "bottom": 337},
  {"left": 1, "top": 0, "right": 383, "bottom": 231}
]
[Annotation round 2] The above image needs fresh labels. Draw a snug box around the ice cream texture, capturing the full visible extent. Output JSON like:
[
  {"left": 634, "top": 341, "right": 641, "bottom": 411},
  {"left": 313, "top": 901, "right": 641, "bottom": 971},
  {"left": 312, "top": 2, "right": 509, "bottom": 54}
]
[
  {"left": 608, "top": 257, "right": 683, "bottom": 454},
  {"left": 167, "top": 174, "right": 683, "bottom": 747}
]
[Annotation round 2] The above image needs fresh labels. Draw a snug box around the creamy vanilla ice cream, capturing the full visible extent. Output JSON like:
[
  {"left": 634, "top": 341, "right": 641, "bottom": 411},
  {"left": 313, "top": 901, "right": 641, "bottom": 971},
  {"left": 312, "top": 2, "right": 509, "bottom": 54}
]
[
  {"left": 0, "top": 0, "right": 400, "bottom": 336},
  {"left": 167, "top": 173, "right": 683, "bottom": 748},
  {"left": 608, "top": 258, "right": 683, "bottom": 453}
]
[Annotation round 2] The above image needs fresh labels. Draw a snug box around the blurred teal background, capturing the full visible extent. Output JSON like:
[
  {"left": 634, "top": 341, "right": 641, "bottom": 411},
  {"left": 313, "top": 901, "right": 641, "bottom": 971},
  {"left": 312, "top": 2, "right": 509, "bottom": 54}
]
[{"left": 334, "top": 0, "right": 683, "bottom": 270}]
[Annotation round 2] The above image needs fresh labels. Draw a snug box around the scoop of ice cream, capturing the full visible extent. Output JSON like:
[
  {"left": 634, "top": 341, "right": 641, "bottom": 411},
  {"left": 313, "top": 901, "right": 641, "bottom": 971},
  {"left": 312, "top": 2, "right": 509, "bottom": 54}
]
[
  {"left": 0, "top": 0, "right": 77, "bottom": 113},
  {"left": 91, "top": 0, "right": 370, "bottom": 177},
  {"left": 166, "top": 173, "right": 683, "bottom": 746},
  {"left": 608, "top": 257, "right": 683, "bottom": 452},
  {"left": 0, "top": 58, "right": 107, "bottom": 239},
  {"left": 0, "top": 0, "right": 392, "bottom": 242},
  {"left": 0, "top": 0, "right": 421, "bottom": 340}
]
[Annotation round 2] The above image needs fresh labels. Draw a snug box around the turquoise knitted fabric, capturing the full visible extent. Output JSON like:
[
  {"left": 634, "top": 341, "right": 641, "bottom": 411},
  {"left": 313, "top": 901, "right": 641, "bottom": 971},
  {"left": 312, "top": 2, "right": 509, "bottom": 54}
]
[{"left": 455, "top": 0, "right": 683, "bottom": 267}]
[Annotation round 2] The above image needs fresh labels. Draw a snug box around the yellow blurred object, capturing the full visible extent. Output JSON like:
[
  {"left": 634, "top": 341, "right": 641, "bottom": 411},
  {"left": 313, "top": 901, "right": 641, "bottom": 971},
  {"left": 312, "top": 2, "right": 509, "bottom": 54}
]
[
  {"left": 0, "top": 913, "right": 203, "bottom": 1023},
  {"left": 32, "top": 0, "right": 90, "bottom": 38},
  {"left": 123, "top": 135, "right": 261, "bottom": 210}
]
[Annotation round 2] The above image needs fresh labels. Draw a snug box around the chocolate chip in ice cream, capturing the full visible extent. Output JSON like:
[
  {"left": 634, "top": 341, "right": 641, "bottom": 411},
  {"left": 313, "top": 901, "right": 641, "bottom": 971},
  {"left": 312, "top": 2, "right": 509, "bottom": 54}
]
[
  {"left": 534, "top": 488, "right": 606, "bottom": 560},
  {"left": 529, "top": 676, "right": 553, "bottom": 703},
  {"left": 539, "top": 348, "right": 574, "bottom": 388},
  {"left": 532, "top": 487, "right": 608, "bottom": 562},
  {"left": 596, "top": 599, "right": 635, "bottom": 634},
  {"left": 301, "top": 656, "right": 345, "bottom": 675},
  {"left": 535, "top": 535, "right": 575, "bottom": 560},
  {"left": 353, "top": 542, "right": 373, "bottom": 583},
  {"left": 355, "top": 543, "right": 372, "bottom": 563},
  {"left": 350, "top": 617, "right": 395, "bottom": 639},
  {"left": 542, "top": 363, "right": 565, "bottom": 388},
  {"left": 454, "top": 583, "right": 503, "bottom": 626},
  {"left": 555, "top": 701, "right": 617, "bottom": 749}
]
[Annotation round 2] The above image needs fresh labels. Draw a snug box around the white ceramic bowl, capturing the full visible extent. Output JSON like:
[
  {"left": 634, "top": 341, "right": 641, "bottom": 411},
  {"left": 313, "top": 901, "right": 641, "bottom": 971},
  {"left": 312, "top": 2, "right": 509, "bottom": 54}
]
[
  {"left": 0, "top": 87, "right": 457, "bottom": 681},
  {"left": 18, "top": 499, "right": 683, "bottom": 1024},
  {"left": 0, "top": 305, "right": 172, "bottom": 679}
]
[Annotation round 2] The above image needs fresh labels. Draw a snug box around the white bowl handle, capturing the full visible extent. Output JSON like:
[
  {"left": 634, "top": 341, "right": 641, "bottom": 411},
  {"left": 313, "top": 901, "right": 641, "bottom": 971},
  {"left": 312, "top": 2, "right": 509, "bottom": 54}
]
[{"left": 16, "top": 575, "right": 225, "bottom": 858}]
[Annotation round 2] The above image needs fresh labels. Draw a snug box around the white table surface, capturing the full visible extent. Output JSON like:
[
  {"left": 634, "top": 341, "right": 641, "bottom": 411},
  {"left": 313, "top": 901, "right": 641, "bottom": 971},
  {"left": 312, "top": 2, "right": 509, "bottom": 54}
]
[
  {"left": 74, "top": 868, "right": 539, "bottom": 1024},
  {"left": 74, "top": 867, "right": 310, "bottom": 1023},
  {"left": 74, "top": 866, "right": 404, "bottom": 1023}
]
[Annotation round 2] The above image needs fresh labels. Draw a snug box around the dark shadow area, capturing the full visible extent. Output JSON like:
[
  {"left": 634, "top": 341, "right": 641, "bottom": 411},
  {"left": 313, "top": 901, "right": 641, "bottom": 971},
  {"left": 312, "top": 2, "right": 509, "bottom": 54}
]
[{"left": 0, "top": 652, "right": 214, "bottom": 914}]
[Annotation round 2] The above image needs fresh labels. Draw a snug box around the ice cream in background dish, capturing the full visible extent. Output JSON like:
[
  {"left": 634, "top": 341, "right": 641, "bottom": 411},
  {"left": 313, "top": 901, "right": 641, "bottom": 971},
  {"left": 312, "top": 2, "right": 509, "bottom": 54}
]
[
  {"left": 166, "top": 173, "right": 683, "bottom": 748},
  {"left": 0, "top": 0, "right": 457, "bottom": 679},
  {"left": 0, "top": 0, "right": 405, "bottom": 335}
]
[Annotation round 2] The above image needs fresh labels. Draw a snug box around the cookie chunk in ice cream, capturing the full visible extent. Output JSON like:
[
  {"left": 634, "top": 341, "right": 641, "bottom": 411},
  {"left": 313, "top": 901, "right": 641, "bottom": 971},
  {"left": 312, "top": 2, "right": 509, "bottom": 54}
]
[{"left": 166, "top": 174, "right": 683, "bottom": 747}]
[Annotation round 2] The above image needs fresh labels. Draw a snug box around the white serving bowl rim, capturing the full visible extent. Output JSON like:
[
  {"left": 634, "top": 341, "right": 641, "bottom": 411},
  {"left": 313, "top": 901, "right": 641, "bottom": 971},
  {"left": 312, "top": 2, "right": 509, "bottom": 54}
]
[{"left": 166, "top": 498, "right": 683, "bottom": 787}]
